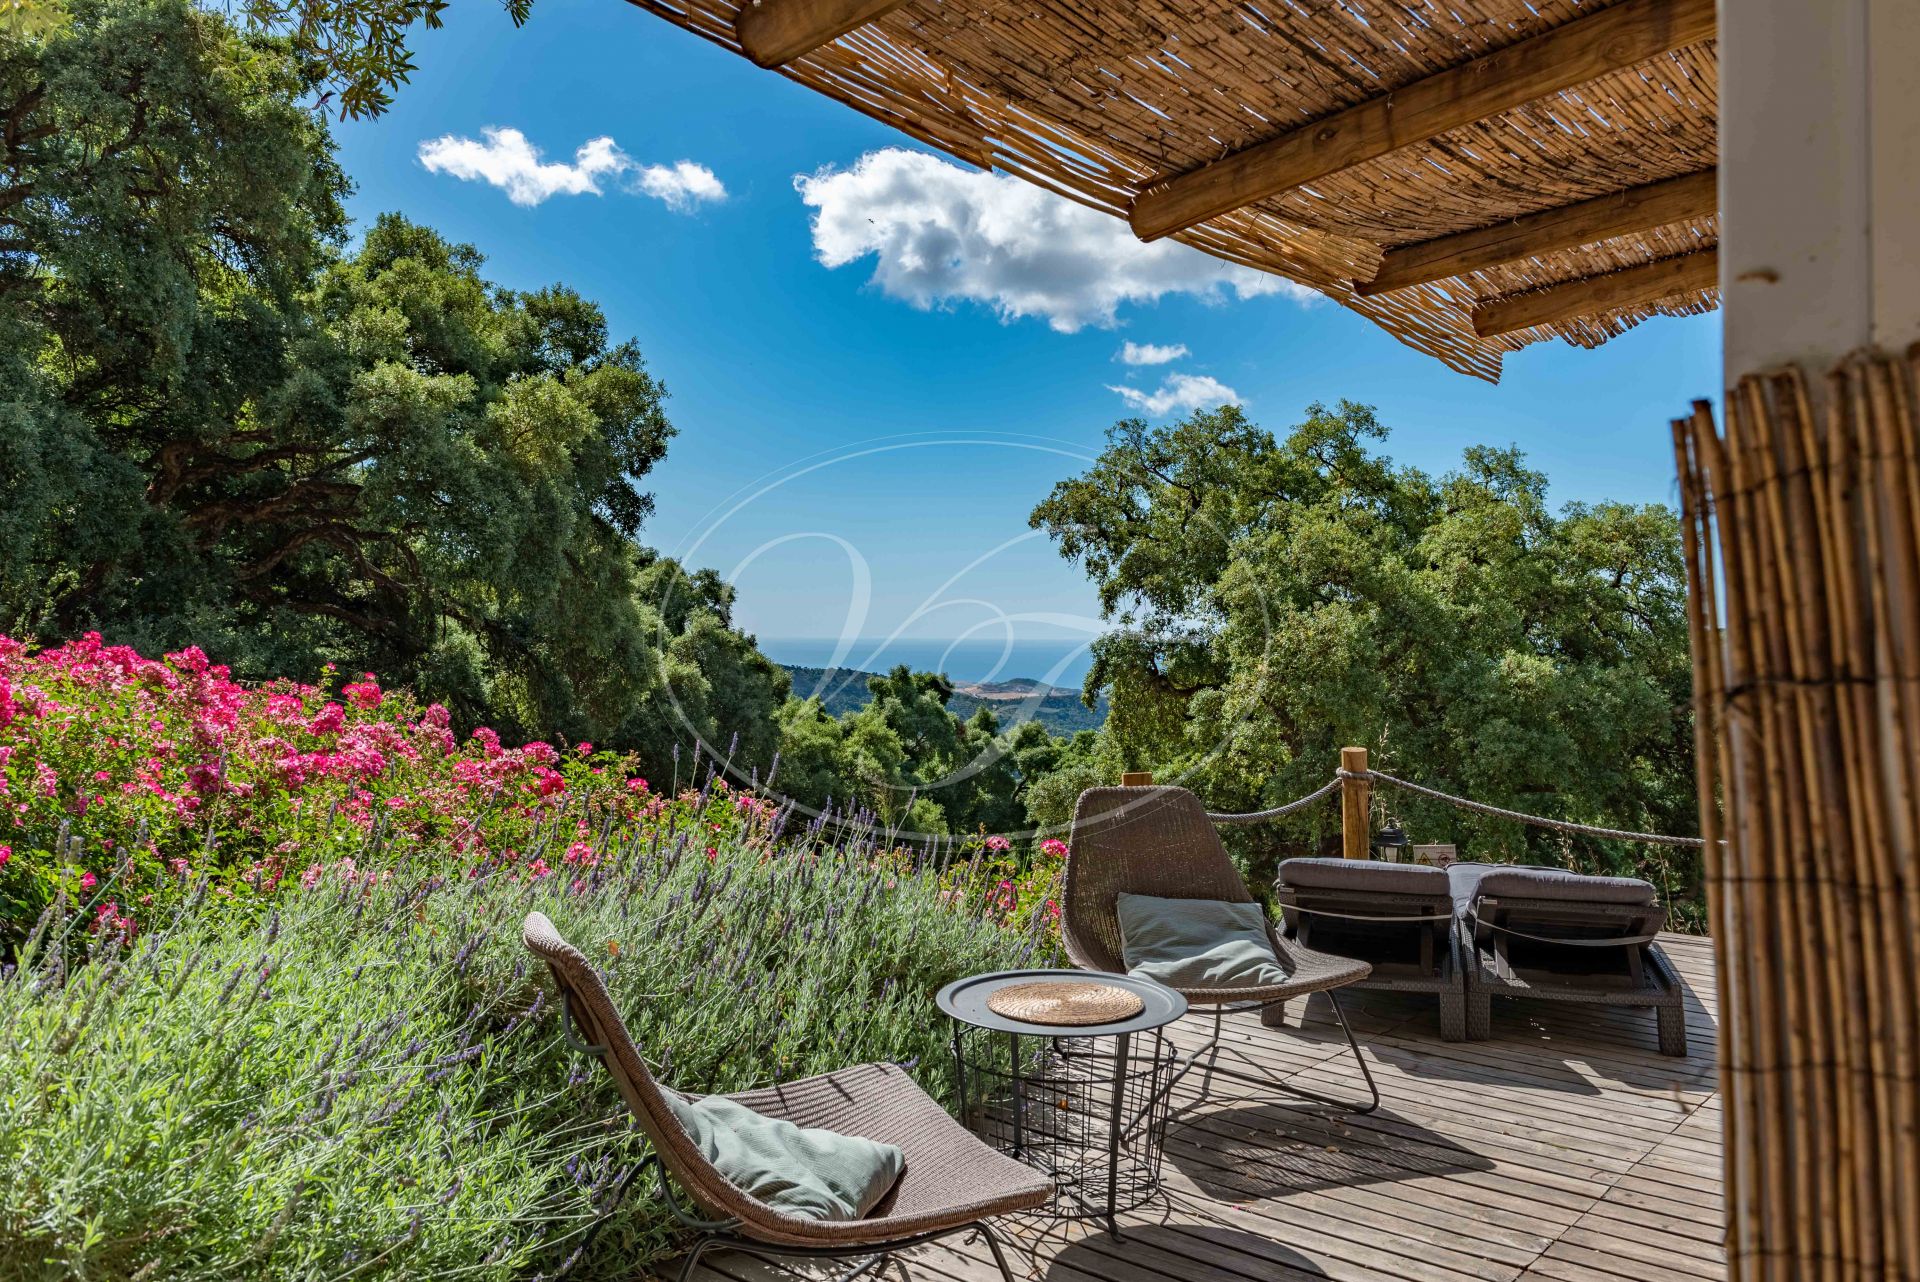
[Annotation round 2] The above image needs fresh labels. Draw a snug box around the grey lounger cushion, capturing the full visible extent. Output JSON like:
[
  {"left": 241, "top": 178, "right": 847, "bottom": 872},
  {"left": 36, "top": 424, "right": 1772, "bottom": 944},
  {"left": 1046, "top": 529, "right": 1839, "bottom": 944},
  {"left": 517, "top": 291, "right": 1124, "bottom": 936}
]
[
  {"left": 1279, "top": 857, "right": 1450, "bottom": 894},
  {"left": 662, "top": 1091, "right": 906, "bottom": 1221},
  {"left": 1448, "top": 863, "right": 1657, "bottom": 916},
  {"left": 1116, "top": 892, "right": 1290, "bottom": 990}
]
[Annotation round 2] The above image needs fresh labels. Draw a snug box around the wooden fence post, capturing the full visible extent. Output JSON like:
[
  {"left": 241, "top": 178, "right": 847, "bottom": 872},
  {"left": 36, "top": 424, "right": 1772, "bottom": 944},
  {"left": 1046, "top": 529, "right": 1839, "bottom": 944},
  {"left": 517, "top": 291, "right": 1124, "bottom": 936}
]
[
  {"left": 1340, "top": 747, "right": 1370, "bottom": 859},
  {"left": 1120, "top": 771, "right": 1154, "bottom": 787}
]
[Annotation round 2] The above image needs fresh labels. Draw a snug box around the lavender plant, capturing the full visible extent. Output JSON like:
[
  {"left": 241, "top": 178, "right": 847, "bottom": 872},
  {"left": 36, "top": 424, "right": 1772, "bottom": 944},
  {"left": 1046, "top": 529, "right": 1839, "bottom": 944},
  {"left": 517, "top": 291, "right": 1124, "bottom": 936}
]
[{"left": 0, "top": 809, "right": 1051, "bottom": 1280}]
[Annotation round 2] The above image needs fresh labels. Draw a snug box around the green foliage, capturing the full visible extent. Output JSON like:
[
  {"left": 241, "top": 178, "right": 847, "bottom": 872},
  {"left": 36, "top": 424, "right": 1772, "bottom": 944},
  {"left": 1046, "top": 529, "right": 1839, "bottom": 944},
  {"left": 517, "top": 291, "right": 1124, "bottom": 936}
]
[
  {"left": 227, "top": 0, "right": 537, "bottom": 120},
  {"left": 764, "top": 666, "right": 1065, "bottom": 837},
  {"left": 1032, "top": 403, "right": 1700, "bottom": 909},
  {"left": 0, "top": 3, "right": 798, "bottom": 772},
  {"left": 0, "top": 813, "right": 1045, "bottom": 1280}
]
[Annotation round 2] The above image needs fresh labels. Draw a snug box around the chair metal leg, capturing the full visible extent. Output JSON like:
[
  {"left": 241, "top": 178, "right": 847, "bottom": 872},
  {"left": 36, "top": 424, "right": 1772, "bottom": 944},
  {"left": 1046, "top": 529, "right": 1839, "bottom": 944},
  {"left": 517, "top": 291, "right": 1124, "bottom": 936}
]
[
  {"left": 834, "top": 1254, "right": 893, "bottom": 1282},
  {"left": 973, "top": 1222, "right": 1019, "bottom": 1282},
  {"left": 1199, "top": 1006, "right": 1222, "bottom": 1100},
  {"left": 675, "top": 1234, "right": 719, "bottom": 1282},
  {"left": 1322, "top": 989, "right": 1381, "bottom": 1114},
  {"left": 1163, "top": 989, "right": 1380, "bottom": 1115},
  {"left": 675, "top": 1221, "right": 1013, "bottom": 1282}
]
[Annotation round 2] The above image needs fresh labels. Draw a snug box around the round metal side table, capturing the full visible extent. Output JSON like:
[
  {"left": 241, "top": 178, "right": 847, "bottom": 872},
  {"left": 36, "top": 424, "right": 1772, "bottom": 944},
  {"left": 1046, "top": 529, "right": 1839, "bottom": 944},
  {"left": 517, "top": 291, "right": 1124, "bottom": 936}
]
[{"left": 936, "top": 969, "right": 1186, "bottom": 1237}]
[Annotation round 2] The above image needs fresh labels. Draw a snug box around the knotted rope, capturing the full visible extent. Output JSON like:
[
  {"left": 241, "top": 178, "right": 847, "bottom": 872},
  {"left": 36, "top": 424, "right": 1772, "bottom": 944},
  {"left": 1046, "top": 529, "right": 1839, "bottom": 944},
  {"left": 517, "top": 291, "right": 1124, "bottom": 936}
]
[
  {"left": 1197, "top": 770, "right": 1708, "bottom": 848},
  {"left": 1343, "top": 768, "right": 1709, "bottom": 848},
  {"left": 1203, "top": 777, "right": 1342, "bottom": 826}
]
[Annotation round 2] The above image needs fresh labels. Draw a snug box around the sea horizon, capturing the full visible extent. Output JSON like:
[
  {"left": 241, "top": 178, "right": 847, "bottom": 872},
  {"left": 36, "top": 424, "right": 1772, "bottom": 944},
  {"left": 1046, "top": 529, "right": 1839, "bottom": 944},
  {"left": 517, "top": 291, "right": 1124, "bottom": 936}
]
[{"left": 757, "top": 636, "right": 1100, "bottom": 688}]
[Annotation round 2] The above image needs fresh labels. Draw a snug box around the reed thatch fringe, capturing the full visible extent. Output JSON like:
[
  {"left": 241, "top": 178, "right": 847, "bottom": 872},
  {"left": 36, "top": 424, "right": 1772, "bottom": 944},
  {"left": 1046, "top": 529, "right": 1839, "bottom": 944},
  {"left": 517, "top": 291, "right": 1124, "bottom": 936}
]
[
  {"left": 617, "top": 0, "right": 1719, "bottom": 382},
  {"left": 1674, "top": 353, "right": 1920, "bottom": 1282}
]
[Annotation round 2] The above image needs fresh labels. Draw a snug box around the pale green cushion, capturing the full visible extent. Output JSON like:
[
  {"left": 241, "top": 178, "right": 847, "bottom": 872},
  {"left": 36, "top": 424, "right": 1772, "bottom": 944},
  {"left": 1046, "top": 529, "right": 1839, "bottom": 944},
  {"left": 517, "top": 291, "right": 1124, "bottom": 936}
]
[
  {"left": 662, "top": 1091, "right": 904, "bottom": 1221},
  {"left": 1116, "top": 892, "right": 1290, "bottom": 990}
]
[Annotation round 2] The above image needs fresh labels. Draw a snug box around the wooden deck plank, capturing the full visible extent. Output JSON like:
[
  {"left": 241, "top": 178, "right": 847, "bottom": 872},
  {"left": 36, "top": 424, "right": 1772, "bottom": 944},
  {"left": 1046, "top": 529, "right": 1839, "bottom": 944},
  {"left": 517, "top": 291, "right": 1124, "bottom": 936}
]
[{"left": 671, "top": 931, "right": 1727, "bottom": 1282}]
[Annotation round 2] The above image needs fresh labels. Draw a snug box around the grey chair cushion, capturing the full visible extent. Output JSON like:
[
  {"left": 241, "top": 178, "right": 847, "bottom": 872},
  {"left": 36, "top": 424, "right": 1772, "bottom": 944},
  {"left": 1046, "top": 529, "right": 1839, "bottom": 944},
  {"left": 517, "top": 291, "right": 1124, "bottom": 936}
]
[
  {"left": 661, "top": 1091, "right": 906, "bottom": 1222},
  {"left": 1115, "top": 892, "right": 1290, "bottom": 990},
  {"left": 1279, "top": 857, "right": 1450, "bottom": 894},
  {"left": 1448, "top": 863, "right": 1658, "bottom": 915}
]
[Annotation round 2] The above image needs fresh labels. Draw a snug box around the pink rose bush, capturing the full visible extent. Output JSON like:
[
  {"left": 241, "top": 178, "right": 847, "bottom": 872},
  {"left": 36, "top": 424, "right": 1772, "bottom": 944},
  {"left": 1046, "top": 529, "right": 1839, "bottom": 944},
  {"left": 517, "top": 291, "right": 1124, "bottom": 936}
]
[{"left": 0, "top": 634, "right": 769, "bottom": 938}]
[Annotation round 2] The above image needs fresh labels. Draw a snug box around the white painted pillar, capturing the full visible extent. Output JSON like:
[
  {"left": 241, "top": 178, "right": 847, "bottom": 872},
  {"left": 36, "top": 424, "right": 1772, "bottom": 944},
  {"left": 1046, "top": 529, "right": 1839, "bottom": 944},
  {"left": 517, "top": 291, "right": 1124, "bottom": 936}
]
[
  {"left": 1708, "top": 5, "right": 1920, "bottom": 1280},
  {"left": 1720, "top": 0, "right": 1920, "bottom": 377}
]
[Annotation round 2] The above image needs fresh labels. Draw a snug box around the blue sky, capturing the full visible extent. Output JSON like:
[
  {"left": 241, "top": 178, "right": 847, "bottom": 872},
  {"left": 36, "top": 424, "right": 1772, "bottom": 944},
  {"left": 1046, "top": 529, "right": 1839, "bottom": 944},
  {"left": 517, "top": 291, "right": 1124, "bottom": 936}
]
[{"left": 333, "top": 0, "right": 1722, "bottom": 658}]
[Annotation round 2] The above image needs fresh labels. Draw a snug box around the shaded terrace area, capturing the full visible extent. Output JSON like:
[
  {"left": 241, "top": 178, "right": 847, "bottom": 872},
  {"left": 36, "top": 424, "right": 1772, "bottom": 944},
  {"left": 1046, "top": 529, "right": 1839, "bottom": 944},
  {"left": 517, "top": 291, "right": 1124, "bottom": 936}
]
[{"left": 681, "top": 932, "right": 1722, "bottom": 1282}]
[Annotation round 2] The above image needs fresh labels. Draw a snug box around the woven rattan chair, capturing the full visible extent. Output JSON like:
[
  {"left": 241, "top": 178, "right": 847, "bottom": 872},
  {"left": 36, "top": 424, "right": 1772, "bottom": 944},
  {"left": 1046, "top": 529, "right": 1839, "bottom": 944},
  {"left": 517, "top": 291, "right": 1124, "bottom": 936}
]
[
  {"left": 523, "top": 912, "right": 1051, "bottom": 1282},
  {"left": 1065, "top": 787, "right": 1379, "bottom": 1114}
]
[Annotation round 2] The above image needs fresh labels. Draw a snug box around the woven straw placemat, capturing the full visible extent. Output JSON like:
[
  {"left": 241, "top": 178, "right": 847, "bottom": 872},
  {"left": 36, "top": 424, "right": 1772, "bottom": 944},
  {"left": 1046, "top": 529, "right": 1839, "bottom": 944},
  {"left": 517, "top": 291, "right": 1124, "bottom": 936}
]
[{"left": 986, "top": 980, "right": 1143, "bottom": 1026}]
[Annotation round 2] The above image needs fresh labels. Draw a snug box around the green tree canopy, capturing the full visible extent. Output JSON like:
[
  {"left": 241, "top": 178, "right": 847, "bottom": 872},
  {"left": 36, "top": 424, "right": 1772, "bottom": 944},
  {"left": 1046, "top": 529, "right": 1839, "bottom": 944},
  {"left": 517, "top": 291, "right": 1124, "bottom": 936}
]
[
  {"left": 0, "top": 0, "right": 794, "bottom": 763},
  {"left": 1031, "top": 402, "right": 1698, "bottom": 896}
]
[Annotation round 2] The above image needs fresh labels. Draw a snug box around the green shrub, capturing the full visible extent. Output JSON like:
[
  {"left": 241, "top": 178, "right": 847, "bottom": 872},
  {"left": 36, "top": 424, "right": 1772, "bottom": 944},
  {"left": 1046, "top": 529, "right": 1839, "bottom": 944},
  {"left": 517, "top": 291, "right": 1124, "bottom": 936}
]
[{"left": 0, "top": 818, "right": 1052, "bottom": 1280}]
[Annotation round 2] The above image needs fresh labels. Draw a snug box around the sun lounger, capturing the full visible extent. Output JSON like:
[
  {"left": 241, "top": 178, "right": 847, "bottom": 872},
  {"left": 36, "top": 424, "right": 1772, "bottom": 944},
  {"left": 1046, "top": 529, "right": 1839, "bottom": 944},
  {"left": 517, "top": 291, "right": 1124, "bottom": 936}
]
[
  {"left": 1273, "top": 857, "right": 1466, "bottom": 1041},
  {"left": 1448, "top": 863, "right": 1687, "bottom": 1056}
]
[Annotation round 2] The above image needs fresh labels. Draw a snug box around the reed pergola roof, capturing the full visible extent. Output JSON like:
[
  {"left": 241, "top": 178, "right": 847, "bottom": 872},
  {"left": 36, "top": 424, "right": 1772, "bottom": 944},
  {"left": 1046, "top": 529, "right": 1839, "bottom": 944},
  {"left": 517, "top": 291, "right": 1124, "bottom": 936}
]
[{"left": 623, "top": 0, "right": 1720, "bottom": 381}]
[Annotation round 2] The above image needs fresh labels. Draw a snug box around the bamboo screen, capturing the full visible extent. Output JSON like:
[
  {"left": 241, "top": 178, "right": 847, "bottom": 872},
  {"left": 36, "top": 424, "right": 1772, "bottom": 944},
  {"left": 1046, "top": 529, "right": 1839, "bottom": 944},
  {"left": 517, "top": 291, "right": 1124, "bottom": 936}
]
[
  {"left": 619, "top": 0, "right": 1720, "bottom": 381},
  {"left": 1674, "top": 356, "right": 1920, "bottom": 1281}
]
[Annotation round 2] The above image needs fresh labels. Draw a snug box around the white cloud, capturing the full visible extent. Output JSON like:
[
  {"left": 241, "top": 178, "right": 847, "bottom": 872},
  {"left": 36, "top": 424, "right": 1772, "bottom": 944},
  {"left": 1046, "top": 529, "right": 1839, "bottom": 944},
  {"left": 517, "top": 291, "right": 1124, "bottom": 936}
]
[
  {"left": 794, "top": 148, "right": 1314, "bottom": 333},
  {"left": 1118, "top": 341, "right": 1189, "bottom": 366},
  {"left": 632, "top": 161, "right": 728, "bottom": 212},
  {"left": 1108, "top": 373, "right": 1243, "bottom": 417},
  {"left": 418, "top": 127, "right": 725, "bottom": 211}
]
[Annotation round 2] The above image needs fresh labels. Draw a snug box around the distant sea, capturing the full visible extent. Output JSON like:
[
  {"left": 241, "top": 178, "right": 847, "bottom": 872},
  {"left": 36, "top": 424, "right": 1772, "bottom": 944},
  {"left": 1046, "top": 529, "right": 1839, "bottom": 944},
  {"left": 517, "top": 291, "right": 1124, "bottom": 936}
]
[{"left": 757, "top": 637, "right": 1099, "bottom": 688}]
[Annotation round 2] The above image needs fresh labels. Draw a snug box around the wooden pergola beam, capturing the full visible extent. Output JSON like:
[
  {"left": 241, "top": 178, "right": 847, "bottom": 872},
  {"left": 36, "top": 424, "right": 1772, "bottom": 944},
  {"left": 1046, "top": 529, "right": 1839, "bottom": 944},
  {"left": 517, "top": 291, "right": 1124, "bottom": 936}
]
[
  {"left": 1356, "top": 169, "right": 1718, "bottom": 296},
  {"left": 1470, "top": 247, "right": 1718, "bottom": 336},
  {"left": 1129, "top": 0, "right": 1716, "bottom": 242},
  {"left": 735, "top": 0, "right": 911, "bottom": 68}
]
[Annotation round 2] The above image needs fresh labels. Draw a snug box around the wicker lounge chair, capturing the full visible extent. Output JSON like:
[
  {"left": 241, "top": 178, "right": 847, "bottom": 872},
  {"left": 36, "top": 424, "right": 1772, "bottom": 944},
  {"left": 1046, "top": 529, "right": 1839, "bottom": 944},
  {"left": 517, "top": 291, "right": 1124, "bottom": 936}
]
[
  {"left": 1065, "top": 786, "right": 1379, "bottom": 1114},
  {"left": 1449, "top": 864, "right": 1688, "bottom": 1056},
  {"left": 1274, "top": 857, "right": 1466, "bottom": 1042},
  {"left": 522, "top": 912, "right": 1052, "bottom": 1282}
]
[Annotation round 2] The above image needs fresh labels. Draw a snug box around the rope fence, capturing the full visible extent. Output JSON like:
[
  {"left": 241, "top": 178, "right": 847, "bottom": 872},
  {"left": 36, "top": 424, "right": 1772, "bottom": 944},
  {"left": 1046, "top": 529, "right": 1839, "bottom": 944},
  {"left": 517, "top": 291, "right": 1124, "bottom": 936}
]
[
  {"left": 1203, "top": 777, "right": 1341, "bottom": 826},
  {"left": 1202, "top": 769, "right": 1710, "bottom": 848}
]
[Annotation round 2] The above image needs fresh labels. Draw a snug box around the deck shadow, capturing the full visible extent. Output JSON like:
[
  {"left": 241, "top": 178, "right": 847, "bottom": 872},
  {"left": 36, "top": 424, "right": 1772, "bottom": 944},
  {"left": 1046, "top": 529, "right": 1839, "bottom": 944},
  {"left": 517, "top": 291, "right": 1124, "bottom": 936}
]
[
  {"left": 1310, "top": 981, "right": 1718, "bottom": 1098},
  {"left": 1161, "top": 1101, "right": 1493, "bottom": 1201},
  {"left": 1044, "top": 1224, "right": 1327, "bottom": 1281}
]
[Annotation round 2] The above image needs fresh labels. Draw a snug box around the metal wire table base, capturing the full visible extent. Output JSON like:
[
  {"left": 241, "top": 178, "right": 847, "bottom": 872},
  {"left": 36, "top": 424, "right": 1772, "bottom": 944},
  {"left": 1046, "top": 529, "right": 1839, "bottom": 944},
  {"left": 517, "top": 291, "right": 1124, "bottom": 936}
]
[{"left": 951, "top": 1027, "right": 1177, "bottom": 1238}]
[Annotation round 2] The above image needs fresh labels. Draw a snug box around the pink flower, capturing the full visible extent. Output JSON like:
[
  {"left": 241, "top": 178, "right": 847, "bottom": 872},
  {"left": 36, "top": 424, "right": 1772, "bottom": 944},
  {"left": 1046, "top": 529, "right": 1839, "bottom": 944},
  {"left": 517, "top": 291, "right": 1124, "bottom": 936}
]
[
  {"left": 984, "top": 835, "right": 1011, "bottom": 853},
  {"left": 307, "top": 703, "right": 345, "bottom": 737},
  {"left": 341, "top": 677, "right": 382, "bottom": 709},
  {"left": 165, "top": 646, "right": 211, "bottom": 677},
  {"left": 35, "top": 762, "right": 58, "bottom": 798},
  {"left": 1040, "top": 838, "right": 1069, "bottom": 859},
  {"left": 92, "top": 900, "right": 135, "bottom": 938},
  {"left": 528, "top": 857, "right": 552, "bottom": 878},
  {"left": 79, "top": 871, "right": 97, "bottom": 891},
  {"left": 0, "top": 845, "right": 10, "bottom": 867},
  {"left": 626, "top": 777, "right": 649, "bottom": 793},
  {"left": 575, "top": 742, "right": 593, "bottom": 755}
]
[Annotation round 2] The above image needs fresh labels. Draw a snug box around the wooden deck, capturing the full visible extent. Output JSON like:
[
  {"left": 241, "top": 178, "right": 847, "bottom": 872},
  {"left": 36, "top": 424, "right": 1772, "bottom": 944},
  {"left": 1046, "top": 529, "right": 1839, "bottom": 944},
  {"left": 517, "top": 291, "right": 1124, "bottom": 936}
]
[{"left": 682, "top": 933, "right": 1724, "bottom": 1282}]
